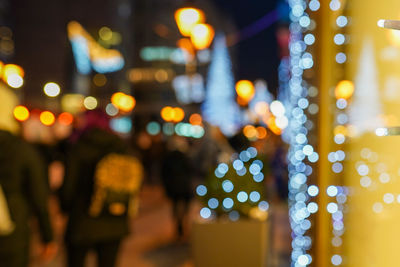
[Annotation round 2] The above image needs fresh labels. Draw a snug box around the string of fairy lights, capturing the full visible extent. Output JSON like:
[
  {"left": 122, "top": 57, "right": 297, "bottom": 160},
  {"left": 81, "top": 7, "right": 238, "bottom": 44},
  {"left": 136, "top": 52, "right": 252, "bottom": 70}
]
[
  {"left": 327, "top": 0, "right": 351, "bottom": 265},
  {"left": 286, "top": 0, "right": 319, "bottom": 266},
  {"left": 286, "top": 0, "right": 352, "bottom": 265}
]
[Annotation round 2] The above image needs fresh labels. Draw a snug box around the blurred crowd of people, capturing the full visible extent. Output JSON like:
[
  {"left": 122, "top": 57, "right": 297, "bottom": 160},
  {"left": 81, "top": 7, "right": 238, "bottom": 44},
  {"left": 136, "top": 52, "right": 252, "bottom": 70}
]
[{"left": 0, "top": 88, "right": 288, "bottom": 267}]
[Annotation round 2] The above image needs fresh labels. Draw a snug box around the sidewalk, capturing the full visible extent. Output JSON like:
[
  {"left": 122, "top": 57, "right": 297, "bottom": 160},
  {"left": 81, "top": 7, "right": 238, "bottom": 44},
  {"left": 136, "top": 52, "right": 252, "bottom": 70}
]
[{"left": 31, "top": 185, "right": 290, "bottom": 267}]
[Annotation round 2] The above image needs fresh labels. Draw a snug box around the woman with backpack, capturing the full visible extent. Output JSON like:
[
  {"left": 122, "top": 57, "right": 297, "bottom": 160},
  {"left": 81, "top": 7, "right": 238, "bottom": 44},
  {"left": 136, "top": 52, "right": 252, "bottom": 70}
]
[{"left": 60, "top": 109, "right": 142, "bottom": 267}]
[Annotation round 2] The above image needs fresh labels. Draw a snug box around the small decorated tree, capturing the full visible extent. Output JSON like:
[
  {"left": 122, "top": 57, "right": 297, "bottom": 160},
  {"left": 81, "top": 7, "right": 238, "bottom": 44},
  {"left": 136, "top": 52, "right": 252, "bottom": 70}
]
[{"left": 196, "top": 146, "right": 269, "bottom": 221}]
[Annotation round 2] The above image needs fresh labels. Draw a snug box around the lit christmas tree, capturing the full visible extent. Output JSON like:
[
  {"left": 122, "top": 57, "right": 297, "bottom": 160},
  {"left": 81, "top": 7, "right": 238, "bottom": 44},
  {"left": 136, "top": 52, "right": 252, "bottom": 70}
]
[
  {"left": 202, "top": 34, "right": 242, "bottom": 137},
  {"left": 196, "top": 147, "right": 269, "bottom": 221},
  {"left": 249, "top": 80, "right": 274, "bottom": 110},
  {"left": 348, "top": 39, "right": 383, "bottom": 135}
]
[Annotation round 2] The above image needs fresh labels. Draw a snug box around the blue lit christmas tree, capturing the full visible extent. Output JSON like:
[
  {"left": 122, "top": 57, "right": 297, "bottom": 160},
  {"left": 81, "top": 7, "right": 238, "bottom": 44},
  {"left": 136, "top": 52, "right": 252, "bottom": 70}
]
[
  {"left": 249, "top": 80, "right": 274, "bottom": 110},
  {"left": 202, "top": 34, "right": 242, "bottom": 137}
]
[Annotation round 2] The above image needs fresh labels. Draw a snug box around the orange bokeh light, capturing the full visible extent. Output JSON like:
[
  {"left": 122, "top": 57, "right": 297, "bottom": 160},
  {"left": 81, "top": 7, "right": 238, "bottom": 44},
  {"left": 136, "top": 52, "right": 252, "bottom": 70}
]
[
  {"left": 190, "top": 23, "right": 215, "bottom": 50},
  {"left": 172, "top": 107, "right": 185, "bottom": 122},
  {"left": 236, "top": 80, "right": 255, "bottom": 103},
  {"left": 119, "top": 95, "right": 136, "bottom": 113},
  {"left": 177, "top": 38, "right": 195, "bottom": 56},
  {"left": 161, "top": 106, "right": 185, "bottom": 122},
  {"left": 40, "top": 111, "right": 55, "bottom": 126},
  {"left": 243, "top": 125, "right": 257, "bottom": 139},
  {"left": 175, "top": 7, "right": 205, "bottom": 37},
  {"left": 267, "top": 117, "right": 282, "bottom": 135},
  {"left": 335, "top": 80, "right": 354, "bottom": 100},
  {"left": 13, "top": 105, "right": 30, "bottom": 122},
  {"left": 161, "top": 106, "right": 174, "bottom": 121},
  {"left": 3, "top": 64, "right": 24, "bottom": 79},
  {"left": 111, "top": 92, "right": 125, "bottom": 106},
  {"left": 58, "top": 112, "right": 74, "bottom": 126},
  {"left": 189, "top": 113, "right": 202, "bottom": 125},
  {"left": 256, "top": 126, "right": 268, "bottom": 139},
  {"left": 111, "top": 92, "right": 136, "bottom": 113},
  {"left": 237, "top": 96, "right": 249, "bottom": 106}
]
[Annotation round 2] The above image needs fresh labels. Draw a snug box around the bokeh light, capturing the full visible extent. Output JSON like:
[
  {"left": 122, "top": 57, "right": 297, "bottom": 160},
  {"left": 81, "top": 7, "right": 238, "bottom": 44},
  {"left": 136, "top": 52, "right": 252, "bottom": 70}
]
[
  {"left": 335, "top": 80, "right": 354, "bottom": 99},
  {"left": 106, "top": 103, "right": 119, "bottom": 116},
  {"left": 174, "top": 7, "right": 205, "bottom": 37},
  {"left": 43, "top": 82, "right": 61, "bottom": 97},
  {"left": 189, "top": 113, "right": 202, "bottom": 125},
  {"left": 7, "top": 73, "right": 24, "bottom": 88},
  {"left": 13, "top": 105, "right": 30, "bottom": 122},
  {"left": 40, "top": 111, "right": 56, "bottom": 126},
  {"left": 236, "top": 80, "right": 255, "bottom": 103},
  {"left": 190, "top": 23, "right": 215, "bottom": 50},
  {"left": 58, "top": 112, "right": 74, "bottom": 126},
  {"left": 83, "top": 96, "right": 98, "bottom": 110},
  {"left": 111, "top": 92, "right": 136, "bottom": 113}
]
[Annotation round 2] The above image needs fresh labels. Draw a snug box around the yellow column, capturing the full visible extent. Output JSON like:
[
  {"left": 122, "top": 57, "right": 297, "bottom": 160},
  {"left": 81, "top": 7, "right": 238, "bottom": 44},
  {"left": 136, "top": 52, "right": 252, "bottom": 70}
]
[{"left": 316, "top": 1, "right": 335, "bottom": 266}]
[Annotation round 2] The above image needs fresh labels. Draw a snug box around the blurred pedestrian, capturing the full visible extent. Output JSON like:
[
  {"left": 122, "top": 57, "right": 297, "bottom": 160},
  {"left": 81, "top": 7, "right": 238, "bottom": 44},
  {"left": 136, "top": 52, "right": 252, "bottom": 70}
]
[
  {"left": 0, "top": 86, "right": 56, "bottom": 266},
  {"left": 161, "top": 135, "right": 193, "bottom": 240},
  {"left": 60, "top": 109, "right": 143, "bottom": 267}
]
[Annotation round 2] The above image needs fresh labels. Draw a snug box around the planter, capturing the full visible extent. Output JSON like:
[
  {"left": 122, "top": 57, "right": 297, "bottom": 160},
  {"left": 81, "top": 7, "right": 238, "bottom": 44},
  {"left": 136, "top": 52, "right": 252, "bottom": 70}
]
[{"left": 192, "top": 219, "right": 269, "bottom": 267}]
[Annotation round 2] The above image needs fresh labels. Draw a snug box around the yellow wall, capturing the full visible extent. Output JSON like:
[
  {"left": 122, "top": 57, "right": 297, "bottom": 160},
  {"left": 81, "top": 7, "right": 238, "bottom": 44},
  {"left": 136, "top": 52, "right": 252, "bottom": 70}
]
[{"left": 344, "top": 1, "right": 400, "bottom": 266}]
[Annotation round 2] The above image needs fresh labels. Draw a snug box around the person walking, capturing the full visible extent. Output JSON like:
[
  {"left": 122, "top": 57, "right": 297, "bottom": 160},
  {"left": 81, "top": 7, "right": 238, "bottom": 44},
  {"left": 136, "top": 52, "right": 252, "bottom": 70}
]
[
  {"left": 0, "top": 86, "right": 56, "bottom": 267},
  {"left": 60, "top": 109, "right": 142, "bottom": 267},
  {"left": 161, "top": 135, "right": 193, "bottom": 240}
]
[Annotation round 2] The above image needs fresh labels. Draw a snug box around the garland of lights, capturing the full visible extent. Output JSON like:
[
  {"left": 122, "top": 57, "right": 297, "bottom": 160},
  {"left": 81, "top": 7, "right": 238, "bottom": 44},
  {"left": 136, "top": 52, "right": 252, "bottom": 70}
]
[
  {"left": 286, "top": 0, "right": 318, "bottom": 266},
  {"left": 327, "top": 1, "right": 350, "bottom": 265},
  {"left": 286, "top": 0, "right": 351, "bottom": 266}
]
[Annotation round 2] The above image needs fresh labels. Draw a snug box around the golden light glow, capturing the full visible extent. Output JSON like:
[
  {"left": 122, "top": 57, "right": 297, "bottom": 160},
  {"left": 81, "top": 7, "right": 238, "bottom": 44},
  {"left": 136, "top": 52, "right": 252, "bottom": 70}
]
[
  {"left": 154, "top": 69, "right": 169, "bottom": 83},
  {"left": 236, "top": 80, "right": 255, "bottom": 103},
  {"left": 256, "top": 126, "right": 268, "bottom": 139},
  {"left": 335, "top": 80, "right": 354, "bottom": 99},
  {"left": 172, "top": 107, "right": 185, "bottom": 122},
  {"left": 58, "top": 112, "right": 74, "bottom": 126},
  {"left": 118, "top": 94, "right": 136, "bottom": 113},
  {"left": 189, "top": 113, "right": 202, "bottom": 125},
  {"left": 40, "top": 111, "right": 55, "bottom": 126},
  {"left": 83, "top": 96, "right": 98, "bottom": 110},
  {"left": 111, "top": 92, "right": 136, "bottom": 113},
  {"left": 0, "top": 61, "right": 4, "bottom": 76},
  {"left": 3, "top": 64, "right": 24, "bottom": 79},
  {"left": 13, "top": 105, "right": 30, "bottom": 122},
  {"left": 161, "top": 106, "right": 174, "bottom": 121},
  {"left": 177, "top": 38, "right": 195, "bottom": 56},
  {"left": 190, "top": 23, "right": 215, "bottom": 50},
  {"left": 111, "top": 92, "right": 125, "bottom": 107},
  {"left": 249, "top": 207, "right": 268, "bottom": 221},
  {"left": 61, "top": 94, "right": 84, "bottom": 114},
  {"left": 334, "top": 125, "right": 348, "bottom": 136},
  {"left": 3, "top": 64, "right": 24, "bottom": 89},
  {"left": 161, "top": 106, "right": 185, "bottom": 122},
  {"left": 99, "top": 27, "right": 113, "bottom": 41},
  {"left": 243, "top": 125, "right": 257, "bottom": 139},
  {"left": 237, "top": 96, "right": 248, "bottom": 106},
  {"left": 388, "top": 29, "right": 400, "bottom": 46},
  {"left": 266, "top": 117, "right": 282, "bottom": 135},
  {"left": 174, "top": 7, "right": 205, "bottom": 37}
]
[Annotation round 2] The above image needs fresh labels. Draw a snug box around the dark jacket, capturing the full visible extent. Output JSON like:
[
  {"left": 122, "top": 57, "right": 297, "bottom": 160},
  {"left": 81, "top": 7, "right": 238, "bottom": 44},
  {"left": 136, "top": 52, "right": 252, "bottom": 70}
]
[
  {"left": 0, "top": 130, "right": 53, "bottom": 253},
  {"left": 161, "top": 149, "right": 193, "bottom": 200},
  {"left": 60, "top": 128, "right": 130, "bottom": 244}
]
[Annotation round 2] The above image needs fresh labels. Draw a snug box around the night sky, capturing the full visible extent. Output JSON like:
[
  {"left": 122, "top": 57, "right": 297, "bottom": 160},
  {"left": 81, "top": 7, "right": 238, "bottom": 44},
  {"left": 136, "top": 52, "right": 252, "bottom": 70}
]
[
  {"left": 8, "top": 0, "right": 283, "bottom": 102},
  {"left": 212, "top": 0, "right": 281, "bottom": 92}
]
